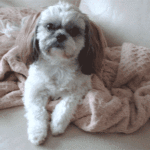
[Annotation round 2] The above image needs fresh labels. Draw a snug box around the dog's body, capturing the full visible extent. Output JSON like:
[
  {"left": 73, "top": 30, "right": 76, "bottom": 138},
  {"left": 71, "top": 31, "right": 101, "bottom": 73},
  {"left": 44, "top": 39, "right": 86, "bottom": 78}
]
[
  {"left": 24, "top": 53, "right": 91, "bottom": 145},
  {"left": 23, "top": 2, "right": 104, "bottom": 145}
]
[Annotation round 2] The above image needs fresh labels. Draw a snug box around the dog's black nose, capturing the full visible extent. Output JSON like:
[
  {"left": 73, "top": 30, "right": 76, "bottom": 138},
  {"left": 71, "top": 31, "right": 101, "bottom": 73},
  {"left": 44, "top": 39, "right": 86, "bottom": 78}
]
[{"left": 56, "top": 34, "right": 67, "bottom": 43}]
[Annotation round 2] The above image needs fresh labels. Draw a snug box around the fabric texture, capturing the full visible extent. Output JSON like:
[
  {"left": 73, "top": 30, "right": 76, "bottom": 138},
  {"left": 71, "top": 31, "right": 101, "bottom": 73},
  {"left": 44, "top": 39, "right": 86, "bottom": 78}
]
[{"left": 0, "top": 7, "right": 150, "bottom": 134}]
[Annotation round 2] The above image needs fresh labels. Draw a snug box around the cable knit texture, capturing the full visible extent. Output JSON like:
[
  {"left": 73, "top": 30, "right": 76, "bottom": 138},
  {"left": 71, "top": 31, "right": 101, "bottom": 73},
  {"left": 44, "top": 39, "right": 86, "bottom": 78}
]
[{"left": 0, "top": 7, "right": 150, "bottom": 134}]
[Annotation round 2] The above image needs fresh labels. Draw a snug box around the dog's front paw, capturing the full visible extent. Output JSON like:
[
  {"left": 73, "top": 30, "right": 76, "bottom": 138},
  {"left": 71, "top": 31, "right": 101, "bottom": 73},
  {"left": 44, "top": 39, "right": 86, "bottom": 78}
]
[
  {"left": 50, "top": 121, "right": 66, "bottom": 136},
  {"left": 28, "top": 124, "right": 48, "bottom": 145},
  {"left": 50, "top": 113, "right": 70, "bottom": 136}
]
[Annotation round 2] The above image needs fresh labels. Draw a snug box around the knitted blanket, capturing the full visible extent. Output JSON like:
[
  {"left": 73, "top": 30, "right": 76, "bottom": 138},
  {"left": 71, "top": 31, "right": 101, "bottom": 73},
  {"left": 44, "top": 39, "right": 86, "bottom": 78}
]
[{"left": 0, "top": 7, "right": 150, "bottom": 134}]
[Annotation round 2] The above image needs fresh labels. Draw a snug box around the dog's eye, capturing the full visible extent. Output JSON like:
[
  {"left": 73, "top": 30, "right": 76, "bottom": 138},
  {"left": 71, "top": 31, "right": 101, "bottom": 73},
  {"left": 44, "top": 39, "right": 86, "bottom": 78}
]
[
  {"left": 46, "top": 23, "right": 54, "bottom": 30},
  {"left": 67, "top": 27, "right": 80, "bottom": 37}
]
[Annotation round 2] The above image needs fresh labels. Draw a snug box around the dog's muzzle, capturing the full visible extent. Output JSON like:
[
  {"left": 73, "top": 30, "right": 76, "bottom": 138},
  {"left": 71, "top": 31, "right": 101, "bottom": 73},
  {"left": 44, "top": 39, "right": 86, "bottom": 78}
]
[
  {"left": 48, "top": 33, "right": 67, "bottom": 49},
  {"left": 56, "top": 33, "right": 67, "bottom": 43}
]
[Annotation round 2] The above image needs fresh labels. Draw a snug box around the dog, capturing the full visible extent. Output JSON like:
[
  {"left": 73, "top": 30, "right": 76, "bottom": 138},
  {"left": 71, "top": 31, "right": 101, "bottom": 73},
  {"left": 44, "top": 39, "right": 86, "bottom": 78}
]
[{"left": 23, "top": 1, "right": 104, "bottom": 145}]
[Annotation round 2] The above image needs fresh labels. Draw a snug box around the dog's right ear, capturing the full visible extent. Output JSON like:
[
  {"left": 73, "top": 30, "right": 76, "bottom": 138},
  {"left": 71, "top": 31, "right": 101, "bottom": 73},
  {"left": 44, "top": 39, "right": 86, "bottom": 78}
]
[{"left": 31, "top": 26, "right": 40, "bottom": 62}]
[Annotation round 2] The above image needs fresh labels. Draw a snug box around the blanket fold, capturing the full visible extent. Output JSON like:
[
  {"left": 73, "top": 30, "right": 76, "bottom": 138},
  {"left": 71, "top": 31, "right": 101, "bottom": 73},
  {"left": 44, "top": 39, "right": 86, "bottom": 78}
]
[{"left": 0, "top": 7, "right": 150, "bottom": 134}]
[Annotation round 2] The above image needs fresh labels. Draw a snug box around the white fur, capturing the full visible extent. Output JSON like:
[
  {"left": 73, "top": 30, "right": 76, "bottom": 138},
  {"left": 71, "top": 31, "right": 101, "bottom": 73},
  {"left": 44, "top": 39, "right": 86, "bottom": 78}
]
[{"left": 23, "top": 2, "right": 92, "bottom": 145}]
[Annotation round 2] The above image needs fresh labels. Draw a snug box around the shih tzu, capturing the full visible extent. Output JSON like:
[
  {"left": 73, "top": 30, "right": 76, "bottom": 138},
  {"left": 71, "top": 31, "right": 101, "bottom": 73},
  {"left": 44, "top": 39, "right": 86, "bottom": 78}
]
[{"left": 23, "top": 2, "right": 104, "bottom": 145}]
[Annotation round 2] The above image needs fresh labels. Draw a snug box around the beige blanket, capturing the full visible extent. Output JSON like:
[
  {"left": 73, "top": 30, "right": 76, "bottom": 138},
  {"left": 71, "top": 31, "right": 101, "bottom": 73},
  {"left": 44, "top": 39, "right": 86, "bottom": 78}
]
[{"left": 1, "top": 7, "right": 150, "bottom": 134}]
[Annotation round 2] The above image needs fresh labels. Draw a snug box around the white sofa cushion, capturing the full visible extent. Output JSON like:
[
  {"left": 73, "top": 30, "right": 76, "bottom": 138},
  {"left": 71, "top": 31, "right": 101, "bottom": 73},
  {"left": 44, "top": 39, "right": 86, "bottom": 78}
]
[
  {"left": 80, "top": 0, "right": 150, "bottom": 48},
  {"left": 0, "top": 0, "right": 81, "bottom": 8}
]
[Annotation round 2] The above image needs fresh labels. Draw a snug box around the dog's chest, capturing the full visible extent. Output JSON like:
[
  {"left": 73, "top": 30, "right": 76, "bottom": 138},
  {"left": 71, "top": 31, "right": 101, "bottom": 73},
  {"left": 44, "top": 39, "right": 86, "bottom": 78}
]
[
  {"left": 48, "top": 67, "right": 75, "bottom": 87},
  {"left": 30, "top": 61, "right": 90, "bottom": 99},
  {"left": 43, "top": 65, "right": 78, "bottom": 94}
]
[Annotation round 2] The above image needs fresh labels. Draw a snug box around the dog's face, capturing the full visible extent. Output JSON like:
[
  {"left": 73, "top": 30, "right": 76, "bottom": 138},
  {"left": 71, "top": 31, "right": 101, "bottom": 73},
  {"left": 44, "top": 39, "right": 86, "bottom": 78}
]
[
  {"left": 37, "top": 3, "right": 86, "bottom": 61},
  {"left": 31, "top": 2, "right": 104, "bottom": 75}
]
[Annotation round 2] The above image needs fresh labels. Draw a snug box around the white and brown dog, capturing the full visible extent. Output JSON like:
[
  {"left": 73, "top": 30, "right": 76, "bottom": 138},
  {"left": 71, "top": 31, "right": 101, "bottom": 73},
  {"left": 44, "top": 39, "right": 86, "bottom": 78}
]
[{"left": 23, "top": 2, "right": 104, "bottom": 145}]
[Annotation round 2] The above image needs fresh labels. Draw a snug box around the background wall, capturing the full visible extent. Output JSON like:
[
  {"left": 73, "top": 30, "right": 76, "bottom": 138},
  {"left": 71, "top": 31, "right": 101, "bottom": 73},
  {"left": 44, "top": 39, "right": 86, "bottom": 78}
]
[{"left": 80, "top": 0, "right": 150, "bottom": 48}]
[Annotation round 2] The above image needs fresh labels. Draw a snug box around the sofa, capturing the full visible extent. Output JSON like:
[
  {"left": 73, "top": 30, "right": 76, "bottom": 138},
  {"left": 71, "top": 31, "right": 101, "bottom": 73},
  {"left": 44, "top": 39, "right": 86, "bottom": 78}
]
[{"left": 0, "top": 0, "right": 150, "bottom": 150}]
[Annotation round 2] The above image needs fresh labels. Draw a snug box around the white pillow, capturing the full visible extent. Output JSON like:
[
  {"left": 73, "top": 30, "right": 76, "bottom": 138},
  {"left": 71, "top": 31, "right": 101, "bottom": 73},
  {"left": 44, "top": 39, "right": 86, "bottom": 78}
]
[
  {"left": 80, "top": 0, "right": 150, "bottom": 48},
  {"left": 0, "top": 0, "right": 80, "bottom": 8}
]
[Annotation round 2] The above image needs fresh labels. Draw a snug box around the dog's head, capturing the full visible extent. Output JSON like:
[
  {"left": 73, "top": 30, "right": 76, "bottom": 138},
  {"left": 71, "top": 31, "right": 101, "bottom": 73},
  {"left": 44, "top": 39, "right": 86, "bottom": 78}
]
[{"left": 30, "top": 2, "right": 105, "bottom": 75}]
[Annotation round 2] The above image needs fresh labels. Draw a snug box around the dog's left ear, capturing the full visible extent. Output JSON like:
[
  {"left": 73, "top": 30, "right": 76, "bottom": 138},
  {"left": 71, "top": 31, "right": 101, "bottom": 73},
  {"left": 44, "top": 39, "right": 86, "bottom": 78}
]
[
  {"left": 78, "top": 19, "right": 107, "bottom": 75},
  {"left": 16, "top": 12, "right": 41, "bottom": 67},
  {"left": 30, "top": 25, "right": 40, "bottom": 62}
]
